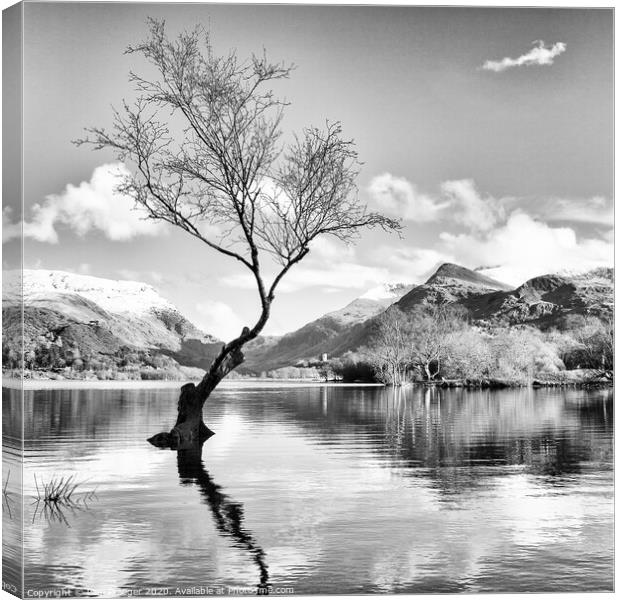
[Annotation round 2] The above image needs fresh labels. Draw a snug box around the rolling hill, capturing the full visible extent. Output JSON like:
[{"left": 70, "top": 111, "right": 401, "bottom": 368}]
[
  {"left": 3, "top": 264, "right": 613, "bottom": 377},
  {"left": 243, "top": 263, "right": 614, "bottom": 373},
  {"left": 241, "top": 282, "right": 414, "bottom": 373},
  {"left": 2, "top": 270, "right": 222, "bottom": 371}
]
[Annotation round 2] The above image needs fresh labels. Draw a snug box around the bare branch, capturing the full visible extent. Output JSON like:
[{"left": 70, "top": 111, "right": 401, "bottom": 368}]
[{"left": 75, "top": 18, "right": 401, "bottom": 388}]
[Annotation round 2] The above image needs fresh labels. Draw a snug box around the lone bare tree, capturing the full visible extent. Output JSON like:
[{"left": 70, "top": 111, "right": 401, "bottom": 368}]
[
  {"left": 364, "top": 308, "right": 412, "bottom": 385},
  {"left": 561, "top": 315, "right": 613, "bottom": 381},
  {"left": 407, "top": 305, "right": 466, "bottom": 381},
  {"left": 76, "top": 19, "right": 400, "bottom": 447},
  {"left": 365, "top": 304, "right": 466, "bottom": 384}
]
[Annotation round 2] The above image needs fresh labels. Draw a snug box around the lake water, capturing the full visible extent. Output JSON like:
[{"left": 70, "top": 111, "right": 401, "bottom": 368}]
[{"left": 2, "top": 384, "right": 614, "bottom": 596}]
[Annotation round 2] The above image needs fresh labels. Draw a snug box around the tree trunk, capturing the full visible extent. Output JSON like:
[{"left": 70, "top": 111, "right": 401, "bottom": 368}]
[
  {"left": 148, "top": 289, "right": 275, "bottom": 449},
  {"left": 430, "top": 358, "right": 440, "bottom": 380},
  {"left": 424, "top": 362, "right": 432, "bottom": 381},
  {"left": 148, "top": 331, "right": 247, "bottom": 449}
]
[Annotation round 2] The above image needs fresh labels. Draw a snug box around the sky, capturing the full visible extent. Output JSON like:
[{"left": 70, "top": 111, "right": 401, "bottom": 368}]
[{"left": 2, "top": 3, "right": 614, "bottom": 340}]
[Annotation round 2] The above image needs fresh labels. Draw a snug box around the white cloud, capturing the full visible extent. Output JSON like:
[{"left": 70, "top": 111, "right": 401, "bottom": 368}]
[
  {"left": 482, "top": 40, "right": 567, "bottom": 73},
  {"left": 220, "top": 261, "right": 391, "bottom": 294},
  {"left": 601, "top": 228, "right": 614, "bottom": 243},
  {"left": 439, "top": 211, "right": 613, "bottom": 286},
  {"left": 222, "top": 182, "right": 613, "bottom": 294},
  {"left": 367, "top": 175, "right": 502, "bottom": 231},
  {"left": 218, "top": 272, "right": 258, "bottom": 290},
  {"left": 368, "top": 173, "right": 449, "bottom": 222},
  {"left": 149, "top": 271, "right": 164, "bottom": 284},
  {"left": 440, "top": 179, "right": 503, "bottom": 232},
  {"left": 255, "top": 176, "right": 294, "bottom": 217},
  {"left": 368, "top": 174, "right": 612, "bottom": 236},
  {"left": 307, "top": 236, "right": 356, "bottom": 262},
  {"left": 220, "top": 235, "right": 386, "bottom": 293},
  {"left": 116, "top": 269, "right": 164, "bottom": 284},
  {"left": 369, "top": 246, "right": 451, "bottom": 284},
  {"left": 2, "top": 207, "right": 21, "bottom": 243},
  {"left": 195, "top": 300, "right": 245, "bottom": 342},
  {"left": 220, "top": 235, "right": 395, "bottom": 293},
  {"left": 517, "top": 195, "right": 614, "bottom": 227},
  {"left": 2, "top": 163, "right": 166, "bottom": 244},
  {"left": 218, "top": 171, "right": 613, "bottom": 296},
  {"left": 277, "top": 262, "right": 391, "bottom": 293}
]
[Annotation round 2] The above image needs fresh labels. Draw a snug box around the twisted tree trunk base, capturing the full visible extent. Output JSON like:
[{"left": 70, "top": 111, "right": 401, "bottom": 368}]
[
  {"left": 147, "top": 340, "right": 246, "bottom": 449},
  {"left": 148, "top": 382, "right": 215, "bottom": 449},
  {"left": 174, "top": 383, "right": 214, "bottom": 442}
]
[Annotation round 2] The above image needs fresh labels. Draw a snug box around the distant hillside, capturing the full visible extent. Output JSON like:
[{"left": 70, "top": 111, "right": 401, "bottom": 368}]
[
  {"left": 244, "top": 263, "right": 513, "bottom": 372},
  {"left": 397, "top": 262, "right": 512, "bottom": 313},
  {"left": 244, "top": 263, "right": 614, "bottom": 373},
  {"left": 427, "top": 263, "right": 513, "bottom": 290},
  {"left": 5, "top": 265, "right": 612, "bottom": 378},
  {"left": 325, "top": 283, "right": 414, "bottom": 325},
  {"left": 2, "top": 270, "right": 221, "bottom": 372},
  {"left": 462, "top": 268, "right": 614, "bottom": 327},
  {"left": 242, "top": 282, "right": 414, "bottom": 373}
]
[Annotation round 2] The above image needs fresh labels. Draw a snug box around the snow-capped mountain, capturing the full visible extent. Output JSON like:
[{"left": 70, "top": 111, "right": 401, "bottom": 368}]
[
  {"left": 359, "top": 282, "right": 414, "bottom": 302},
  {"left": 243, "top": 280, "right": 413, "bottom": 372},
  {"left": 322, "top": 282, "right": 414, "bottom": 326},
  {"left": 3, "top": 270, "right": 221, "bottom": 370},
  {"left": 243, "top": 263, "right": 614, "bottom": 373},
  {"left": 4, "top": 269, "right": 179, "bottom": 317}
]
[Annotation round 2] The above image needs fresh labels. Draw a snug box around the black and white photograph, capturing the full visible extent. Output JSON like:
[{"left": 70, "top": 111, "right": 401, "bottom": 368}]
[{"left": 1, "top": 2, "right": 614, "bottom": 597}]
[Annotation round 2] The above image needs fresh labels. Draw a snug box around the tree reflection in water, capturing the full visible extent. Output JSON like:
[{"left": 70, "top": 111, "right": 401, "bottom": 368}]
[{"left": 176, "top": 443, "right": 270, "bottom": 593}]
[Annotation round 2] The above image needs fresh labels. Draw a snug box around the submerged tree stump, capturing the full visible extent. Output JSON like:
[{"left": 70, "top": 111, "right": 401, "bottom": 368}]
[
  {"left": 147, "top": 338, "right": 246, "bottom": 449},
  {"left": 148, "top": 383, "right": 214, "bottom": 449}
]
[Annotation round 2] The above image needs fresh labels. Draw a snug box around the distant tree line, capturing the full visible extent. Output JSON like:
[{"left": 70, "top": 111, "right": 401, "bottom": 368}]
[
  {"left": 324, "top": 307, "right": 613, "bottom": 386},
  {"left": 1, "top": 340, "right": 190, "bottom": 381},
  {"left": 3, "top": 307, "right": 612, "bottom": 386}
]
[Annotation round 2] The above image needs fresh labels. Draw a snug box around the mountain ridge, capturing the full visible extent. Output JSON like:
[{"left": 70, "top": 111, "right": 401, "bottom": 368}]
[
  {"left": 425, "top": 262, "right": 513, "bottom": 291},
  {"left": 3, "top": 264, "right": 613, "bottom": 376},
  {"left": 244, "top": 263, "right": 613, "bottom": 372},
  {"left": 3, "top": 269, "right": 222, "bottom": 372},
  {"left": 242, "top": 281, "right": 414, "bottom": 372}
]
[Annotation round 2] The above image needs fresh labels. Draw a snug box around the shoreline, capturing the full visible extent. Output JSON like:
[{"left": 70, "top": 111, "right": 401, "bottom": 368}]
[
  {"left": 2, "top": 377, "right": 384, "bottom": 391},
  {"left": 3, "top": 376, "right": 611, "bottom": 392},
  {"left": 3, "top": 367, "right": 610, "bottom": 392}
]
